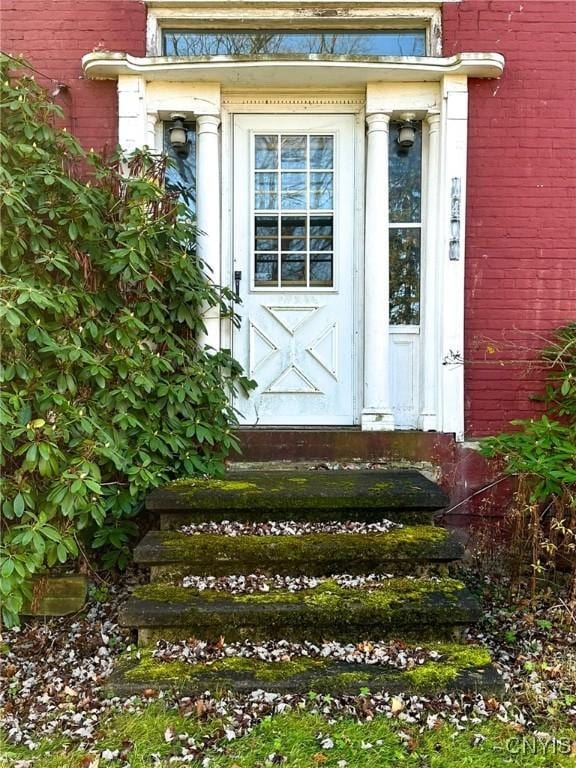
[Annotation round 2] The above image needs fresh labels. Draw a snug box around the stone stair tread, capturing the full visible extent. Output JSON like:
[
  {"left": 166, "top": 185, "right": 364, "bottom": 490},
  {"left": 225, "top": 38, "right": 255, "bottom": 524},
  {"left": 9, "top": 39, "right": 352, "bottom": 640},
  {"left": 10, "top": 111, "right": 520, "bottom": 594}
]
[
  {"left": 134, "top": 527, "right": 463, "bottom": 577},
  {"left": 109, "top": 643, "right": 502, "bottom": 697},
  {"left": 147, "top": 471, "right": 448, "bottom": 522},
  {"left": 120, "top": 578, "right": 480, "bottom": 643}
]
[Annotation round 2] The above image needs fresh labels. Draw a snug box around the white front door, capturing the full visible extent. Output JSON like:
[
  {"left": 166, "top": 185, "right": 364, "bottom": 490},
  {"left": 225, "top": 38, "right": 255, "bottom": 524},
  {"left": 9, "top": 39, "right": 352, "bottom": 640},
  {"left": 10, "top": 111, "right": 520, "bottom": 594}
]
[{"left": 233, "top": 114, "right": 357, "bottom": 425}]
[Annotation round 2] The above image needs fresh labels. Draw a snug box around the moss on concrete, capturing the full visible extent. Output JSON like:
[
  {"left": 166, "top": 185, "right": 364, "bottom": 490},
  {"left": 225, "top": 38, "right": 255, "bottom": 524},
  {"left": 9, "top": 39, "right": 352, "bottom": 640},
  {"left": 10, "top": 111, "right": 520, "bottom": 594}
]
[
  {"left": 170, "top": 478, "right": 262, "bottom": 493},
  {"left": 123, "top": 650, "right": 324, "bottom": 685},
  {"left": 148, "top": 470, "right": 448, "bottom": 513},
  {"left": 113, "top": 642, "right": 496, "bottom": 697},
  {"left": 123, "top": 577, "right": 477, "bottom": 644},
  {"left": 133, "top": 576, "right": 464, "bottom": 608},
  {"left": 405, "top": 643, "right": 492, "bottom": 690},
  {"left": 136, "top": 525, "right": 462, "bottom": 578}
]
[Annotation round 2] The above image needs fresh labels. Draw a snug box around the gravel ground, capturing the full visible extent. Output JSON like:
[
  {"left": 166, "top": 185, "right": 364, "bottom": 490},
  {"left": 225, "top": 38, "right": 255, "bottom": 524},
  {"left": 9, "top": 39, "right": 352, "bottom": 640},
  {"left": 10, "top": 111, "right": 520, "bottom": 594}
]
[
  {"left": 152, "top": 637, "right": 443, "bottom": 669},
  {"left": 180, "top": 573, "right": 395, "bottom": 593},
  {"left": 2, "top": 571, "right": 576, "bottom": 764},
  {"left": 179, "top": 520, "right": 401, "bottom": 537}
]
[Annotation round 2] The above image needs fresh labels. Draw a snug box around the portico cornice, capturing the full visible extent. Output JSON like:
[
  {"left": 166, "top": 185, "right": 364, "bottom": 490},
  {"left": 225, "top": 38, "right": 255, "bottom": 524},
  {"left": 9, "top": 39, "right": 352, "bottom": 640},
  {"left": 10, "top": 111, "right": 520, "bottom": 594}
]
[{"left": 82, "top": 52, "right": 504, "bottom": 87}]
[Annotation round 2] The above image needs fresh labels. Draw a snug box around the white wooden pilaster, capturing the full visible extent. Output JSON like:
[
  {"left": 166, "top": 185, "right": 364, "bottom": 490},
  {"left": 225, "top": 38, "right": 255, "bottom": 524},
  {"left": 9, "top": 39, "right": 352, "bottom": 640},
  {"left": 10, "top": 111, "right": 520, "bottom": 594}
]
[
  {"left": 117, "top": 76, "right": 147, "bottom": 152},
  {"left": 362, "top": 112, "right": 394, "bottom": 431},
  {"left": 439, "top": 76, "right": 468, "bottom": 440},
  {"left": 419, "top": 109, "right": 441, "bottom": 431},
  {"left": 196, "top": 114, "right": 222, "bottom": 350}
]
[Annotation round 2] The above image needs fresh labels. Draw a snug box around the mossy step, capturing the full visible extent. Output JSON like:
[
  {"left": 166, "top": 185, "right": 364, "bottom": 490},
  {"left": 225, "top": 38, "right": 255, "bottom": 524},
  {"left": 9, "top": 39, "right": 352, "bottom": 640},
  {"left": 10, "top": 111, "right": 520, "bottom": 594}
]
[
  {"left": 135, "top": 526, "right": 463, "bottom": 579},
  {"left": 109, "top": 643, "right": 503, "bottom": 697},
  {"left": 119, "top": 578, "right": 480, "bottom": 645},
  {"left": 148, "top": 470, "right": 447, "bottom": 528}
]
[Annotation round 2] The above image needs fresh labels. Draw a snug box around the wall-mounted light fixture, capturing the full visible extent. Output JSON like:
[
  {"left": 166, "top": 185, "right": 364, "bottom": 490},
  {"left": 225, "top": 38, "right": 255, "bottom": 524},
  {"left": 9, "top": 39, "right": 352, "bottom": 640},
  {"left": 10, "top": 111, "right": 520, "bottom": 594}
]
[
  {"left": 168, "top": 114, "right": 188, "bottom": 156},
  {"left": 397, "top": 112, "right": 417, "bottom": 149},
  {"left": 449, "top": 177, "right": 462, "bottom": 261}
]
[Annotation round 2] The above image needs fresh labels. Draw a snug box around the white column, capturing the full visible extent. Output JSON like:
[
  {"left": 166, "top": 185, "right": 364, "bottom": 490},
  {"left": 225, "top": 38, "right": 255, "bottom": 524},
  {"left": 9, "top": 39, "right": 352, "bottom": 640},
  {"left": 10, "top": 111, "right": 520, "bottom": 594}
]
[
  {"left": 146, "top": 112, "right": 158, "bottom": 150},
  {"left": 419, "top": 110, "right": 441, "bottom": 431},
  {"left": 362, "top": 112, "right": 394, "bottom": 431},
  {"left": 196, "top": 114, "right": 221, "bottom": 350}
]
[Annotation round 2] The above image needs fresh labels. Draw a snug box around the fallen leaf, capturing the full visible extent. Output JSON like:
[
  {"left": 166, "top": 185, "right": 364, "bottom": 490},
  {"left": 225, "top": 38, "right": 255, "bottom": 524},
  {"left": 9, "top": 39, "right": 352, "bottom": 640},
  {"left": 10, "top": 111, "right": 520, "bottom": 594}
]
[
  {"left": 485, "top": 698, "right": 500, "bottom": 712},
  {"left": 312, "top": 754, "right": 327, "bottom": 764},
  {"left": 407, "top": 738, "right": 419, "bottom": 753},
  {"left": 391, "top": 697, "right": 405, "bottom": 715},
  {"left": 80, "top": 756, "right": 99, "bottom": 768}
]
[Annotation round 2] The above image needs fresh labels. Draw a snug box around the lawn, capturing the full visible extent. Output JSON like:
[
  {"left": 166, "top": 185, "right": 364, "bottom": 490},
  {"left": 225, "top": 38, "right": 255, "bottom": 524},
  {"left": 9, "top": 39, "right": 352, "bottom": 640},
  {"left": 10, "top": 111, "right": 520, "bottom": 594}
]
[{"left": 1, "top": 704, "right": 575, "bottom": 767}]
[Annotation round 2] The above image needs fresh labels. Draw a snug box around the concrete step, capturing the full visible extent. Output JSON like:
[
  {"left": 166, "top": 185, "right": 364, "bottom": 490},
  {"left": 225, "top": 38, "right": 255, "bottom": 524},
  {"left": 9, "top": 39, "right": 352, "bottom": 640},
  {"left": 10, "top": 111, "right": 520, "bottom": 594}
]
[
  {"left": 147, "top": 470, "right": 448, "bottom": 529},
  {"left": 135, "top": 526, "right": 464, "bottom": 580},
  {"left": 109, "top": 642, "right": 502, "bottom": 697},
  {"left": 119, "top": 577, "right": 480, "bottom": 646},
  {"left": 234, "top": 428, "right": 455, "bottom": 464}
]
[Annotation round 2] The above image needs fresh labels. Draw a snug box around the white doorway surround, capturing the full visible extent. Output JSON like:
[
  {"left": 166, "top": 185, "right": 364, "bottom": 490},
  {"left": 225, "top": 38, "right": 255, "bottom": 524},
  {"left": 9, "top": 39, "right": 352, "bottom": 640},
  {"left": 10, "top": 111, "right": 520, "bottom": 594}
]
[{"left": 82, "top": 49, "right": 505, "bottom": 439}]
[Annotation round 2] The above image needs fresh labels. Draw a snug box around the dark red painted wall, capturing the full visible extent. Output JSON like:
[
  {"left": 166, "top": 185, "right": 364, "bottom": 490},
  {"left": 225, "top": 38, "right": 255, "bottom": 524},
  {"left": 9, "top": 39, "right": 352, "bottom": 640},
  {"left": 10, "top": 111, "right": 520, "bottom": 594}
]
[
  {"left": 0, "top": 0, "right": 145, "bottom": 150},
  {"left": 443, "top": 1, "right": 576, "bottom": 436},
  {"left": 2, "top": 1, "right": 574, "bottom": 439}
]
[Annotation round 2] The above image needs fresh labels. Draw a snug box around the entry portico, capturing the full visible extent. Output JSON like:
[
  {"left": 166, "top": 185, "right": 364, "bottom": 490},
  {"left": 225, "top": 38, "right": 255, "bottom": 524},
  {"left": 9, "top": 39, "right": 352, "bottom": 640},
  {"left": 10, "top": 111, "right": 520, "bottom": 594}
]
[{"left": 83, "top": 34, "right": 503, "bottom": 438}]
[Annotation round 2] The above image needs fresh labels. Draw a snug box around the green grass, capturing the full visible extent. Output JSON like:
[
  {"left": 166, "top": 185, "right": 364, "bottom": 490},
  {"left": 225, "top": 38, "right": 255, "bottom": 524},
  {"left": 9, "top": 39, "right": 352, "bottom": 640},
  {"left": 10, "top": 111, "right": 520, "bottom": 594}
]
[{"left": 2, "top": 705, "right": 575, "bottom": 767}]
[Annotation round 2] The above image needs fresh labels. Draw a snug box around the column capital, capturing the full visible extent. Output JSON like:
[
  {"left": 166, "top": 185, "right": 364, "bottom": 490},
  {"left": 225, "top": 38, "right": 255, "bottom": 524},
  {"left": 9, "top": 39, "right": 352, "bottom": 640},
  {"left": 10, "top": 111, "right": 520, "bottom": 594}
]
[
  {"left": 196, "top": 114, "right": 221, "bottom": 133},
  {"left": 145, "top": 112, "right": 159, "bottom": 151},
  {"left": 425, "top": 109, "right": 442, "bottom": 132},
  {"left": 366, "top": 112, "right": 391, "bottom": 132}
]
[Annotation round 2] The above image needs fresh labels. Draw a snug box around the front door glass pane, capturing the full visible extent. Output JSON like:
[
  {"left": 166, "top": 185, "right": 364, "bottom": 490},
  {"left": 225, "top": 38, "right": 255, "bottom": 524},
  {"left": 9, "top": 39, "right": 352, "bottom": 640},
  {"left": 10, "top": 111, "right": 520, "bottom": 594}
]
[{"left": 254, "top": 133, "right": 335, "bottom": 288}]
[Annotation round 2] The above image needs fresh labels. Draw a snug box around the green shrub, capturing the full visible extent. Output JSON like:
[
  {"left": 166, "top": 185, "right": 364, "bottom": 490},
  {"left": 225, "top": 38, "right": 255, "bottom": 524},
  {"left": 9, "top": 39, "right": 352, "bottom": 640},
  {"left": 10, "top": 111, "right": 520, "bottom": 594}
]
[
  {"left": 480, "top": 323, "right": 576, "bottom": 600},
  {"left": 0, "top": 55, "right": 253, "bottom": 627}
]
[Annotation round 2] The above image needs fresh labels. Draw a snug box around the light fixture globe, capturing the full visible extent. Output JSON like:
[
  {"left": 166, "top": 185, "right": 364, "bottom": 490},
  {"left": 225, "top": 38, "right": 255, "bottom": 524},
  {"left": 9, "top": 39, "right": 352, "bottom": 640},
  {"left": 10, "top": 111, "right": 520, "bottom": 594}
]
[
  {"left": 397, "top": 112, "right": 417, "bottom": 149},
  {"left": 169, "top": 114, "right": 188, "bottom": 155}
]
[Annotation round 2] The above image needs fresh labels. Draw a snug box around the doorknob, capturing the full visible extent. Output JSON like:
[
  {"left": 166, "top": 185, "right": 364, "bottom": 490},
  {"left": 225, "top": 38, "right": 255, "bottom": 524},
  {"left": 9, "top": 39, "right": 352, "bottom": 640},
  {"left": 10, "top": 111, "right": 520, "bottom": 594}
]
[{"left": 234, "top": 270, "right": 242, "bottom": 299}]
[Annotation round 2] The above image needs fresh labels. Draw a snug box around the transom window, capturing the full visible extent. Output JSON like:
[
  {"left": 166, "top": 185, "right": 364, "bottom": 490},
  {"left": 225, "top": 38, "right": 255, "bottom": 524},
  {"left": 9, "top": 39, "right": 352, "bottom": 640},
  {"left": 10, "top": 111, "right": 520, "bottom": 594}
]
[
  {"left": 253, "top": 134, "right": 335, "bottom": 289},
  {"left": 163, "top": 29, "right": 427, "bottom": 57}
]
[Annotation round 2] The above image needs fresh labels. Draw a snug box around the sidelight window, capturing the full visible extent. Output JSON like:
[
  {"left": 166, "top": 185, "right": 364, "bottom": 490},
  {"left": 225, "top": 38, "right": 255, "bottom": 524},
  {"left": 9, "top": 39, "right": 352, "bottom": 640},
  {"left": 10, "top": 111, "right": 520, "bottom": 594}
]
[
  {"left": 388, "top": 121, "right": 423, "bottom": 325},
  {"left": 163, "top": 121, "right": 197, "bottom": 212}
]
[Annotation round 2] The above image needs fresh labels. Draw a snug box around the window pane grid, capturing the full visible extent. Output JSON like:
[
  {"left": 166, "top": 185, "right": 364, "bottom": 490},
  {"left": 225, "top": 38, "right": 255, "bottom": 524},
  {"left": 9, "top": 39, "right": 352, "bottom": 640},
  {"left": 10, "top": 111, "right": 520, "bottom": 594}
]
[{"left": 253, "top": 134, "right": 334, "bottom": 289}]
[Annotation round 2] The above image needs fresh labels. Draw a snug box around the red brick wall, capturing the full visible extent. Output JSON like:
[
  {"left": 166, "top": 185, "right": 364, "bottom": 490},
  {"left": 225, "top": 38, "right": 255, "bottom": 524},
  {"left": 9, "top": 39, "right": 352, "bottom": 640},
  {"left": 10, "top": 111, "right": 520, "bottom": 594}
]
[
  {"left": 443, "top": 1, "right": 576, "bottom": 436},
  {"left": 2, "top": 1, "right": 574, "bottom": 439},
  {"left": 0, "top": 0, "right": 145, "bottom": 150}
]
